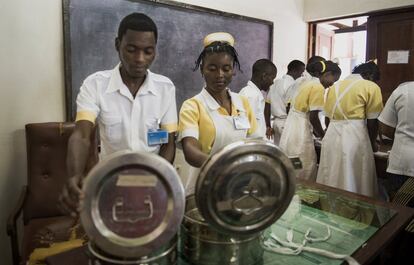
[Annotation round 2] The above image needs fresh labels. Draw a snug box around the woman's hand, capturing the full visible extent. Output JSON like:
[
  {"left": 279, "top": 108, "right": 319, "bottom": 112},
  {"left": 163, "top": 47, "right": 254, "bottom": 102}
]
[{"left": 182, "top": 137, "right": 209, "bottom": 167}]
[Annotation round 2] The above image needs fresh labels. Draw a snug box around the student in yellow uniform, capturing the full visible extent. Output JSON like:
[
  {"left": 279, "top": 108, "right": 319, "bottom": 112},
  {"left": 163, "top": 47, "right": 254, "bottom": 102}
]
[
  {"left": 283, "top": 56, "right": 326, "bottom": 113},
  {"left": 178, "top": 32, "right": 259, "bottom": 194},
  {"left": 280, "top": 61, "right": 341, "bottom": 181},
  {"left": 317, "top": 61, "right": 383, "bottom": 198}
]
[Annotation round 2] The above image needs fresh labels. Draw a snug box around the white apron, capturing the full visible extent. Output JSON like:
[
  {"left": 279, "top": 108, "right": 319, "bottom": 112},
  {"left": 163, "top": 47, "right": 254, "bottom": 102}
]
[
  {"left": 316, "top": 81, "right": 378, "bottom": 198},
  {"left": 184, "top": 89, "right": 250, "bottom": 195},
  {"left": 279, "top": 81, "right": 319, "bottom": 181},
  {"left": 272, "top": 117, "right": 286, "bottom": 146}
]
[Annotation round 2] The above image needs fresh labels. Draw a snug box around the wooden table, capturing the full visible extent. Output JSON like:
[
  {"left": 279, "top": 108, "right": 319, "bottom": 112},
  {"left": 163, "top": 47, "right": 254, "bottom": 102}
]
[
  {"left": 46, "top": 181, "right": 414, "bottom": 265},
  {"left": 298, "top": 180, "right": 414, "bottom": 265}
]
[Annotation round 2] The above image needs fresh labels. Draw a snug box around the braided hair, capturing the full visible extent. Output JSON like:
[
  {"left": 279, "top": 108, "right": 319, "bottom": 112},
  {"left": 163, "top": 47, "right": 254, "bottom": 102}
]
[{"left": 194, "top": 41, "right": 241, "bottom": 71}]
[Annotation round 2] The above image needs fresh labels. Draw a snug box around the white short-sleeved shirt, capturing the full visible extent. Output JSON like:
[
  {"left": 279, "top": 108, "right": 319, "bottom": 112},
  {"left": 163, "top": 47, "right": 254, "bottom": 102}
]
[
  {"left": 239, "top": 81, "right": 266, "bottom": 138},
  {"left": 76, "top": 64, "right": 178, "bottom": 158},
  {"left": 266, "top": 75, "right": 295, "bottom": 119},
  {"left": 378, "top": 81, "right": 414, "bottom": 177}
]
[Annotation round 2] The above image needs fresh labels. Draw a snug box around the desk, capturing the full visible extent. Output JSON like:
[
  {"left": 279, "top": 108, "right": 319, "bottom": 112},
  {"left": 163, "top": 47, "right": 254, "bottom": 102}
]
[{"left": 46, "top": 182, "right": 414, "bottom": 265}]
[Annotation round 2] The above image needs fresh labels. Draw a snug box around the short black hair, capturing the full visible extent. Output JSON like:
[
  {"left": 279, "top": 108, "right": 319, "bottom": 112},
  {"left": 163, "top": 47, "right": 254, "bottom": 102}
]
[
  {"left": 252, "top": 59, "right": 277, "bottom": 77},
  {"left": 194, "top": 41, "right": 241, "bottom": 71},
  {"left": 307, "top": 60, "right": 341, "bottom": 76},
  {"left": 352, "top": 61, "right": 380, "bottom": 82},
  {"left": 117, "top": 13, "right": 158, "bottom": 42},
  {"left": 287, "top": 60, "right": 305, "bottom": 72}
]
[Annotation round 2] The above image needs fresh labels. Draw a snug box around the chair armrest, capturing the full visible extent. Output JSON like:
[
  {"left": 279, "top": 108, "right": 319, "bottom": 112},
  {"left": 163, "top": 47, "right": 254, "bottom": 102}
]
[
  {"left": 7, "top": 186, "right": 27, "bottom": 265},
  {"left": 7, "top": 186, "right": 27, "bottom": 235}
]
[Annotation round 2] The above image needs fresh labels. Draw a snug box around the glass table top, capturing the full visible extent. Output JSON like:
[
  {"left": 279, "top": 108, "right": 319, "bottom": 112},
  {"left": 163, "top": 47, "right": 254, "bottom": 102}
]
[{"left": 178, "top": 184, "right": 397, "bottom": 265}]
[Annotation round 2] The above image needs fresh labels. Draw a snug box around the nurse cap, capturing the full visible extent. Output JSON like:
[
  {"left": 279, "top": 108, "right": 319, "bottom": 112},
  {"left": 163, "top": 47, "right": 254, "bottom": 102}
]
[{"left": 203, "top": 32, "right": 235, "bottom": 48}]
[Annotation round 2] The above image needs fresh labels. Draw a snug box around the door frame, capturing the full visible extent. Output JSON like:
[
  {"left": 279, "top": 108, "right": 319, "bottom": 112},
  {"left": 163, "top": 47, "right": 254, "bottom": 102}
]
[{"left": 307, "top": 5, "right": 414, "bottom": 59}]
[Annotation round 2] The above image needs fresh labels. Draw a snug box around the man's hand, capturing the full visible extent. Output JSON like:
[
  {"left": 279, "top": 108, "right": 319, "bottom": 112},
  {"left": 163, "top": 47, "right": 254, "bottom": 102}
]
[
  {"left": 266, "top": 127, "right": 274, "bottom": 140},
  {"left": 59, "top": 175, "right": 84, "bottom": 217},
  {"left": 62, "top": 120, "right": 94, "bottom": 216},
  {"left": 371, "top": 141, "right": 379, "bottom": 153}
]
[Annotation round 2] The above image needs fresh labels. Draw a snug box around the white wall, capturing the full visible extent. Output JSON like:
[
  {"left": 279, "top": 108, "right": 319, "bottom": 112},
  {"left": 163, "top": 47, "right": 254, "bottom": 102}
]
[
  {"left": 0, "top": 0, "right": 65, "bottom": 263},
  {"left": 179, "top": 0, "right": 308, "bottom": 74},
  {"left": 305, "top": 0, "right": 414, "bottom": 21},
  {"left": 0, "top": 0, "right": 306, "bottom": 264}
]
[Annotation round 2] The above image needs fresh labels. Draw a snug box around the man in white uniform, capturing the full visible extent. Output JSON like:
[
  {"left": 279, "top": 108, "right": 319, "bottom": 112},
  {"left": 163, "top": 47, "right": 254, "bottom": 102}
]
[
  {"left": 265, "top": 60, "right": 305, "bottom": 144},
  {"left": 378, "top": 81, "right": 414, "bottom": 264},
  {"left": 60, "top": 13, "right": 178, "bottom": 216},
  {"left": 239, "top": 59, "right": 277, "bottom": 138},
  {"left": 378, "top": 81, "right": 414, "bottom": 203}
]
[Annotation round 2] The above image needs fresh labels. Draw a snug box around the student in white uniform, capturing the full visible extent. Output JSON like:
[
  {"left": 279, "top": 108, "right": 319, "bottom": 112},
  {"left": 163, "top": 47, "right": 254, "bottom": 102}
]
[
  {"left": 280, "top": 60, "right": 341, "bottom": 181},
  {"left": 265, "top": 60, "right": 305, "bottom": 144},
  {"left": 317, "top": 61, "right": 383, "bottom": 198},
  {"left": 178, "top": 32, "right": 259, "bottom": 194},
  {"left": 239, "top": 59, "right": 277, "bottom": 139},
  {"left": 60, "top": 13, "right": 178, "bottom": 215},
  {"left": 378, "top": 81, "right": 414, "bottom": 203},
  {"left": 378, "top": 81, "right": 414, "bottom": 263}
]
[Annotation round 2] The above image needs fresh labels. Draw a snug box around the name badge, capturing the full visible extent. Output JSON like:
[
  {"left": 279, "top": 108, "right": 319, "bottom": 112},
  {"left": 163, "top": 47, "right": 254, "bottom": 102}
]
[
  {"left": 147, "top": 129, "right": 168, "bottom": 146},
  {"left": 233, "top": 115, "right": 251, "bottom": 130}
]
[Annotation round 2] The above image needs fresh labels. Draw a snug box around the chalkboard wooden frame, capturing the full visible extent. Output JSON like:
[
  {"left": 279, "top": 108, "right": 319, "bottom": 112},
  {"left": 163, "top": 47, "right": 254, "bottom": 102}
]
[{"left": 62, "top": 0, "right": 273, "bottom": 121}]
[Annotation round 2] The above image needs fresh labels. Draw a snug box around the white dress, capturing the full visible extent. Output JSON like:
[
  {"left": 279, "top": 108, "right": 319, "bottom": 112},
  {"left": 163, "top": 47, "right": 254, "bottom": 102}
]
[
  {"left": 279, "top": 78, "right": 320, "bottom": 181},
  {"left": 317, "top": 76, "right": 378, "bottom": 197}
]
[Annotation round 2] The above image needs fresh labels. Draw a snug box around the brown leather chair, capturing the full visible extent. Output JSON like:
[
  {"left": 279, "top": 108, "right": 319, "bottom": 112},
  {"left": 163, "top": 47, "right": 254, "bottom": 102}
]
[{"left": 7, "top": 122, "right": 98, "bottom": 265}]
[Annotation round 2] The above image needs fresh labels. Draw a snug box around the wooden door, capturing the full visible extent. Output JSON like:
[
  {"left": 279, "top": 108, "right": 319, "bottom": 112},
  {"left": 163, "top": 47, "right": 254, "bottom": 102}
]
[{"left": 367, "top": 9, "right": 414, "bottom": 103}]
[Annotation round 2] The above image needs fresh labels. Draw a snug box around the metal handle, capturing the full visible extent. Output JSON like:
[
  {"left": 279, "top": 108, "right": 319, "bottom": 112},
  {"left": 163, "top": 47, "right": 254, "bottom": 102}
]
[
  {"left": 112, "top": 195, "right": 153, "bottom": 223},
  {"left": 289, "top": 156, "right": 303, "bottom": 170},
  {"left": 88, "top": 241, "right": 176, "bottom": 264},
  {"left": 232, "top": 187, "right": 263, "bottom": 215}
]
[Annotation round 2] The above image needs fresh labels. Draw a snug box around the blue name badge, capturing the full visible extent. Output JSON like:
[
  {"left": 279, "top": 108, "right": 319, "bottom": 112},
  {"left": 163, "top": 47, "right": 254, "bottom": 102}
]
[{"left": 147, "top": 129, "right": 169, "bottom": 146}]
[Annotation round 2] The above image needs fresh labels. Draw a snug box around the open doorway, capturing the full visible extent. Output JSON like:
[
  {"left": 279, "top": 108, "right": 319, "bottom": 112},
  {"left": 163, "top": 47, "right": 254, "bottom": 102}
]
[
  {"left": 309, "top": 16, "right": 367, "bottom": 79},
  {"left": 309, "top": 16, "right": 369, "bottom": 129},
  {"left": 309, "top": 6, "right": 414, "bottom": 103}
]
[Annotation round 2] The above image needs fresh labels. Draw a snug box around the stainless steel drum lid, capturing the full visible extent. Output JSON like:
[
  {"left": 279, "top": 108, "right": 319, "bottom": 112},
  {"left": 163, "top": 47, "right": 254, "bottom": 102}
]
[
  {"left": 196, "top": 140, "right": 296, "bottom": 235},
  {"left": 81, "top": 151, "right": 185, "bottom": 258}
]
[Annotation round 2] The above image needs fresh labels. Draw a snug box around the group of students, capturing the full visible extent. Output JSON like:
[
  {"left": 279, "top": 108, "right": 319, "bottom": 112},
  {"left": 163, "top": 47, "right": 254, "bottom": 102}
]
[
  {"left": 61, "top": 13, "right": 271, "bottom": 212},
  {"left": 264, "top": 54, "right": 414, "bottom": 218},
  {"left": 263, "top": 54, "right": 414, "bottom": 260},
  {"left": 264, "top": 57, "right": 383, "bottom": 199},
  {"left": 60, "top": 12, "right": 414, "bottom": 213},
  {"left": 26, "top": 11, "right": 414, "bottom": 265}
]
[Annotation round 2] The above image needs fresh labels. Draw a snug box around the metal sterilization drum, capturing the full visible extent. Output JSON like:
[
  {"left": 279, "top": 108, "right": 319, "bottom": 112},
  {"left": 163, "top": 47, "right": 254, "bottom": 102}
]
[
  {"left": 80, "top": 151, "right": 185, "bottom": 265},
  {"left": 180, "top": 140, "right": 296, "bottom": 265}
]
